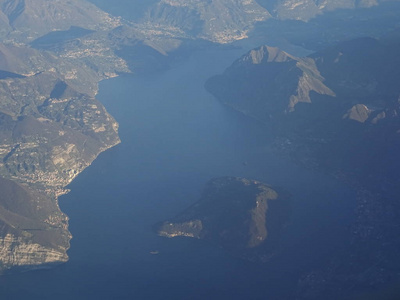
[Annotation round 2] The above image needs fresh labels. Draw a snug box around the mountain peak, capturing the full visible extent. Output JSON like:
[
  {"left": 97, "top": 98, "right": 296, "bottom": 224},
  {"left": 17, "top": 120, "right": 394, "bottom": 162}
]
[
  {"left": 245, "top": 45, "right": 294, "bottom": 64},
  {"left": 206, "top": 45, "right": 334, "bottom": 118}
]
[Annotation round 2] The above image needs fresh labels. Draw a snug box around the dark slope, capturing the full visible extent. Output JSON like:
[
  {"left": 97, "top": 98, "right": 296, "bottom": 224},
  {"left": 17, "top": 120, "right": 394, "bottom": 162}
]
[
  {"left": 206, "top": 38, "right": 400, "bottom": 179},
  {"left": 205, "top": 45, "right": 334, "bottom": 119}
]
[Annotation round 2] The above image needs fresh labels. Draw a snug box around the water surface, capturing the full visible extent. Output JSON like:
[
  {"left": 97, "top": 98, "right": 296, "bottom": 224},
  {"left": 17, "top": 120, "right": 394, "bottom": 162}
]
[{"left": 0, "top": 44, "right": 355, "bottom": 300}]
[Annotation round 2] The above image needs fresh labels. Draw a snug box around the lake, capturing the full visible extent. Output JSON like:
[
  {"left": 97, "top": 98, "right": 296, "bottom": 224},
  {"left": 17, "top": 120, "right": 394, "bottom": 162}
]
[{"left": 0, "top": 41, "right": 355, "bottom": 299}]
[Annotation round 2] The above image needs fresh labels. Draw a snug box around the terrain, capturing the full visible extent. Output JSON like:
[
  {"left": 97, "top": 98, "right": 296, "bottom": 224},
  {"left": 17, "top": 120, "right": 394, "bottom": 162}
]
[
  {"left": 0, "top": 1, "right": 398, "bottom": 296},
  {"left": 0, "top": 0, "right": 128, "bottom": 272},
  {"left": 256, "top": 0, "right": 399, "bottom": 21},
  {"left": 205, "top": 37, "right": 400, "bottom": 299},
  {"left": 206, "top": 37, "right": 400, "bottom": 183},
  {"left": 156, "top": 177, "right": 290, "bottom": 261}
]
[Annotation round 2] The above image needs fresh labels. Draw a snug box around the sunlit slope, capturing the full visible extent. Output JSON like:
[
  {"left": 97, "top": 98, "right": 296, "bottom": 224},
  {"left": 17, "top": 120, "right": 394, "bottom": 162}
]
[{"left": 0, "top": 0, "right": 120, "bottom": 42}]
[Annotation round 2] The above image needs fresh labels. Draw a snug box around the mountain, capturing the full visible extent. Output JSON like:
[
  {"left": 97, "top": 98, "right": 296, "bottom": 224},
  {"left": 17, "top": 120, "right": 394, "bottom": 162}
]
[
  {"left": 257, "top": 0, "right": 400, "bottom": 21},
  {"left": 0, "top": 0, "right": 120, "bottom": 42},
  {"left": 87, "top": 0, "right": 159, "bottom": 21},
  {"left": 205, "top": 45, "right": 335, "bottom": 119},
  {"left": 129, "top": 0, "right": 400, "bottom": 47},
  {"left": 205, "top": 37, "right": 400, "bottom": 298},
  {"left": 155, "top": 177, "right": 290, "bottom": 260},
  {"left": 0, "top": 41, "right": 125, "bottom": 272},
  {"left": 0, "top": 0, "right": 130, "bottom": 273},
  {"left": 0, "top": 0, "right": 398, "bottom": 280},
  {"left": 0, "top": 176, "right": 69, "bottom": 272},
  {"left": 206, "top": 37, "right": 400, "bottom": 181},
  {"left": 140, "top": 0, "right": 270, "bottom": 43}
]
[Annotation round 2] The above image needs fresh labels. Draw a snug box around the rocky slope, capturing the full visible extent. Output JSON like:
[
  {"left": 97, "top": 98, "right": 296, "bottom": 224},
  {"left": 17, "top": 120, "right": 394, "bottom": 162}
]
[
  {"left": 0, "top": 177, "right": 70, "bottom": 271},
  {"left": 155, "top": 177, "right": 290, "bottom": 260}
]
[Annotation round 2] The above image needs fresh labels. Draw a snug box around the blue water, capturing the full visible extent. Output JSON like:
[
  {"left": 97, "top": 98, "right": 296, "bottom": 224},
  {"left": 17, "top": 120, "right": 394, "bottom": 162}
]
[{"left": 0, "top": 45, "right": 355, "bottom": 299}]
